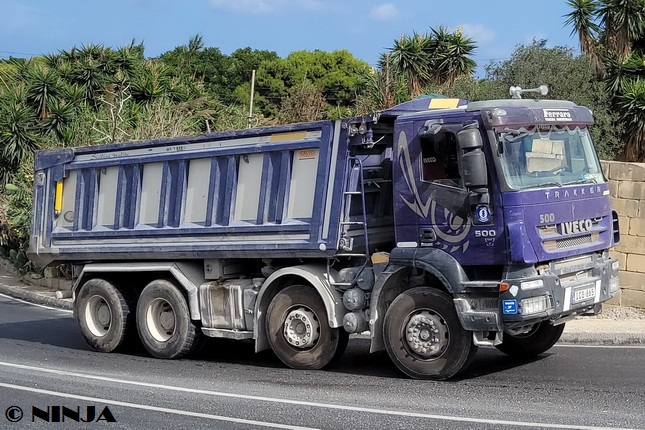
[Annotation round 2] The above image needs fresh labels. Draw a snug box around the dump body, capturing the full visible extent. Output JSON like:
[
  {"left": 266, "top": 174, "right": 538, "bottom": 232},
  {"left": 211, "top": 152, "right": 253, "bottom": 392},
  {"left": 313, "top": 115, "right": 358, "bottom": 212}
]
[{"left": 29, "top": 121, "right": 394, "bottom": 266}]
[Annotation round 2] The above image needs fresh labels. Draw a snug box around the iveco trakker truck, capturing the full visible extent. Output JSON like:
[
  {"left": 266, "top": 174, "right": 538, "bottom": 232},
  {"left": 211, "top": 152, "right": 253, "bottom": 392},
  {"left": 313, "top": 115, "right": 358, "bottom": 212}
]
[{"left": 28, "top": 86, "right": 620, "bottom": 380}]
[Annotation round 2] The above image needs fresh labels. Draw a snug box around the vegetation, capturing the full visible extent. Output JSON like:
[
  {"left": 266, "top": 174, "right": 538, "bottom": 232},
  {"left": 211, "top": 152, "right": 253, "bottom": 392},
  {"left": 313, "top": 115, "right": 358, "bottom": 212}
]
[
  {"left": 445, "top": 41, "right": 622, "bottom": 160},
  {"left": 565, "top": 0, "right": 645, "bottom": 161},
  {"left": 3, "top": 7, "right": 645, "bottom": 269}
]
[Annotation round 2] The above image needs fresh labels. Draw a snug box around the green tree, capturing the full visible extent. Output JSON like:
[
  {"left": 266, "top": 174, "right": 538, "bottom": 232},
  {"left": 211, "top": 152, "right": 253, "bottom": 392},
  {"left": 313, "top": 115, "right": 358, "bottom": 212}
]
[
  {"left": 480, "top": 41, "right": 622, "bottom": 160},
  {"left": 566, "top": 0, "right": 645, "bottom": 161},
  {"left": 226, "top": 47, "right": 279, "bottom": 105},
  {"left": 277, "top": 81, "right": 327, "bottom": 123},
  {"left": 354, "top": 54, "right": 408, "bottom": 113},
  {"left": 255, "top": 50, "right": 370, "bottom": 117}
]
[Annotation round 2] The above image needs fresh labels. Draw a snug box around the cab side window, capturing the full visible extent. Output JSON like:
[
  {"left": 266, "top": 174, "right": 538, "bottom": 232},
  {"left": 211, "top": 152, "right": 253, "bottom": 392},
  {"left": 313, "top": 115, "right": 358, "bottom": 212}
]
[{"left": 420, "top": 132, "right": 461, "bottom": 188}]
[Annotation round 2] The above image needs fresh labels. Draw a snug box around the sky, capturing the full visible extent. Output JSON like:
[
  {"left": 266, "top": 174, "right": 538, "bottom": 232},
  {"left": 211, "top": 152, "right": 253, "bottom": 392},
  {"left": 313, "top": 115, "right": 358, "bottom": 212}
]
[{"left": 2, "top": 0, "right": 580, "bottom": 78}]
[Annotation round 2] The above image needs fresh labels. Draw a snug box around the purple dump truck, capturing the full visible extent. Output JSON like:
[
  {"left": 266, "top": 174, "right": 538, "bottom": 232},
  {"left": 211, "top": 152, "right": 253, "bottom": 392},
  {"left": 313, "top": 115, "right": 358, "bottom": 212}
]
[{"left": 29, "top": 86, "right": 620, "bottom": 379}]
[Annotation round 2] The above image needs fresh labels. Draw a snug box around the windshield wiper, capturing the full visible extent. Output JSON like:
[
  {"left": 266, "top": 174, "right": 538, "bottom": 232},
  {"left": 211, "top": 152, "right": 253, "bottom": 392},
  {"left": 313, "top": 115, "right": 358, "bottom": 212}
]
[
  {"left": 564, "top": 177, "right": 598, "bottom": 186},
  {"left": 534, "top": 181, "right": 563, "bottom": 188},
  {"left": 503, "top": 132, "right": 529, "bottom": 143}
]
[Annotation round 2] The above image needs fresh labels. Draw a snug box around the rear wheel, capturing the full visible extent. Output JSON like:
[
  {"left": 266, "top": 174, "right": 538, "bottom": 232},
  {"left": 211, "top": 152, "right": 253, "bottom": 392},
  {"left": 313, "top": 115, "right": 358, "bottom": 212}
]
[
  {"left": 266, "top": 285, "right": 348, "bottom": 370},
  {"left": 136, "top": 279, "right": 202, "bottom": 359},
  {"left": 496, "top": 322, "right": 565, "bottom": 358},
  {"left": 75, "top": 278, "right": 135, "bottom": 353},
  {"left": 383, "top": 287, "right": 477, "bottom": 380}
]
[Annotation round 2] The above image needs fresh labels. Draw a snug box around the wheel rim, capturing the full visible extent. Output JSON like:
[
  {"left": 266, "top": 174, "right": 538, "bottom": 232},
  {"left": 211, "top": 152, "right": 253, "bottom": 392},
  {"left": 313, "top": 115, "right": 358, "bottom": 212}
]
[
  {"left": 283, "top": 306, "right": 320, "bottom": 349},
  {"left": 146, "top": 298, "right": 177, "bottom": 342},
  {"left": 85, "top": 295, "right": 112, "bottom": 337},
  {"left": 403, "top": 309, "right": 449, "bottom": 360}
]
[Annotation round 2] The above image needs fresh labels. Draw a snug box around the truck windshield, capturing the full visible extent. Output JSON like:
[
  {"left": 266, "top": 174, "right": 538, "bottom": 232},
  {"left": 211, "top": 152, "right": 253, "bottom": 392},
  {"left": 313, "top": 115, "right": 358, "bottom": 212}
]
[{"left": 497, "top": 125, "right": 604, "bottom": 190}]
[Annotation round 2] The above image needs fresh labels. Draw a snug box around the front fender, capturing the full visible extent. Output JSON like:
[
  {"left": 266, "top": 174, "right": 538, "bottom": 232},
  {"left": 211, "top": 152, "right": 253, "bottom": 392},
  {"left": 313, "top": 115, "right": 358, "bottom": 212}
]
[{"left": 389, "top": 247, "right": 468, "bottom": 293}]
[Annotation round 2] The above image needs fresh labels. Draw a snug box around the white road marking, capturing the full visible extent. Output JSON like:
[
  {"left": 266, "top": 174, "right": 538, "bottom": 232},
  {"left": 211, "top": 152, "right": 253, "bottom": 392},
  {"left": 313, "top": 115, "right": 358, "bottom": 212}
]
[
  {"left": 555, "top": 344, "right": 645, "bottom": 349},
  {"left": 0, "top": 361, "right": 638, "bottom": 430},
  {"left": 0, "top": 382, "right": 318, "bottom": 430},
  {"left": 0, "top": 292, "right": 73, "bottom": 313}
]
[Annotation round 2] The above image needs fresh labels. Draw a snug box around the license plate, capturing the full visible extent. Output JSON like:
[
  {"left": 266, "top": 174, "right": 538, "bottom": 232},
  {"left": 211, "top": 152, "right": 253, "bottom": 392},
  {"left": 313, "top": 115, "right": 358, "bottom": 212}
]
[{"left": 572, "top": 285, "right": 595, "bottom": 303}]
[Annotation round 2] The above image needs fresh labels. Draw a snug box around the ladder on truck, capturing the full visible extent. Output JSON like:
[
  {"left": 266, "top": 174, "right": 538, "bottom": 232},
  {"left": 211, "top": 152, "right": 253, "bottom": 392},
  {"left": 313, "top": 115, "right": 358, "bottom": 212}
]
[{"left": 328, "top": 156, "right": 371, "bottom": 289}]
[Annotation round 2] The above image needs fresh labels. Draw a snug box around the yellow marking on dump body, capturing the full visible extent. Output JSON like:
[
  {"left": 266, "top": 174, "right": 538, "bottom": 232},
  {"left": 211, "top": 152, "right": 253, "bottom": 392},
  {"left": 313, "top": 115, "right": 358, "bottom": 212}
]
[
  {"left": 428, "top": 98, "right": 461, "bottom": 109},
  {"left": 54, "top": 181, "right": 63, "bottom": 213},
  {"left": 270, "top": 131, "right": 308, "bottom": 142}
]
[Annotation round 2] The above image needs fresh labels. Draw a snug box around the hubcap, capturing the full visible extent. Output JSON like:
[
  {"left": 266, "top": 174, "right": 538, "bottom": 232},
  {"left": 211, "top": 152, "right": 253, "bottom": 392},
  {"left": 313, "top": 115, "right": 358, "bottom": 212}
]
[
  {"left": 85, "top": 295, "right": 112, "bottom": 337},
  {"left": 283, "top": 307, "right": 320, "bottom": 349},
  {"left": 146, "top": 298, "right": 176, "bottom": 342},
  {"left": 404, "top": 310, "right": 449, "bottom": 359}
]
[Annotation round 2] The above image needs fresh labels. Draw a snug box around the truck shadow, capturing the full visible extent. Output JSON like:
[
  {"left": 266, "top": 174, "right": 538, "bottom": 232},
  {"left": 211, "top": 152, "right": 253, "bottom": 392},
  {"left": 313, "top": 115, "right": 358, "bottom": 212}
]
[
  {"left": 194, "top": 337, "right": 550, "bottom": 380},
  {"left": 0, "top": 316, "right": 550, "bottom": 381}
]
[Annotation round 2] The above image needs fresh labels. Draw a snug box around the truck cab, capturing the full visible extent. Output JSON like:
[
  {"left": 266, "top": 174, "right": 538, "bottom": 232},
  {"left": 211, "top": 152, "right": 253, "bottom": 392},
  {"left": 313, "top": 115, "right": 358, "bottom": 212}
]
[{"left": 368, "top": 94, "right": 620, "bottom": 378}]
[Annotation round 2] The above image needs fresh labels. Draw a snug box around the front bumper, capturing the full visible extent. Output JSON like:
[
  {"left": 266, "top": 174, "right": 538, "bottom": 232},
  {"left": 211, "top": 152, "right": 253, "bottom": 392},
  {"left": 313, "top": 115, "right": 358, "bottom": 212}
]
[
  {"left": 499, "top": 253, "right": 619, "bottom": 329},
  {"left": 454, "top": 252, "right": 619, "bottom": 332}
]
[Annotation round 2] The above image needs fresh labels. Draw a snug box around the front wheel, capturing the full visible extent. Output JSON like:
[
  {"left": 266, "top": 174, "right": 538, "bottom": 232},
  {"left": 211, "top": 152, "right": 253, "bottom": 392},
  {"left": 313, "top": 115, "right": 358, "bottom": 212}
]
[
  {"left": 496, "top": 322, "right": 565, "bottom": 358},
  {"left": 383, "top": 287, "right": 477, "bottom": 380},
  {"left": 266, "top": 285, "right": 348, "bottom": 370},
  {"left": 136, "top": 279, "right": 202, "bottom": 359}
]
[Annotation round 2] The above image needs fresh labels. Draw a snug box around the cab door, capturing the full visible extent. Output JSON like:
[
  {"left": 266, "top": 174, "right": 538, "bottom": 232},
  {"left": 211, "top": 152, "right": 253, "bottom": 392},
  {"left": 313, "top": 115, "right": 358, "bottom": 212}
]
[{"left": 416, "top": 127, "right": 472, "bottom": 251}]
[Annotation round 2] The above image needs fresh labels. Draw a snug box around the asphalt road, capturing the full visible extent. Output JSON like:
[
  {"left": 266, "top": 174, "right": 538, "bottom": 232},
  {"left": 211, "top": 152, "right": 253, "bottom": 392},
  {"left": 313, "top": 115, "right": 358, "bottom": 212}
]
[{"left": 1, "top": 293, "right": 644, "bottom": 430}]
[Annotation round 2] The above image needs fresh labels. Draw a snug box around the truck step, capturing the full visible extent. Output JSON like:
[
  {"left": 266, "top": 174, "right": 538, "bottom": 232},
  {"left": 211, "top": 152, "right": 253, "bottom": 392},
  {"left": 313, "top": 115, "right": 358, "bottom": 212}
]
[{"left": 333, "top": 253, "right": 369, "bottom": 258}]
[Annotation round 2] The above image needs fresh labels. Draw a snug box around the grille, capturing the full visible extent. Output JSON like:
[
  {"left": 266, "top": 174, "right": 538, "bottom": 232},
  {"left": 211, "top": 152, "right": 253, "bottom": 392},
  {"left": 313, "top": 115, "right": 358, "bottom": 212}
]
[{"left": 556, "top": 234, "right": 592, "bottom": 249}]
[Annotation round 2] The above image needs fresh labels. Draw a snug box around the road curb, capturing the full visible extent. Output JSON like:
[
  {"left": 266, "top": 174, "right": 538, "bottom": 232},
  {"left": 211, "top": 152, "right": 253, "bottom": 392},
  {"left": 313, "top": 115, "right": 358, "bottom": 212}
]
[
  {"left": 560, "top": 332, "right": 645, "bottom": 345},
  {"left": 0, "top": 282, "right": 73, "bottom": 311}
]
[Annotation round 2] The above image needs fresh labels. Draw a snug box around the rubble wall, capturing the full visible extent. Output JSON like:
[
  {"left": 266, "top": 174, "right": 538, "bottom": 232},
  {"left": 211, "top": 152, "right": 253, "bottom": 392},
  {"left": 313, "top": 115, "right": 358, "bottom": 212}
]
[{"left": 602, "top": 161, "right": 645, "bottom": 308}]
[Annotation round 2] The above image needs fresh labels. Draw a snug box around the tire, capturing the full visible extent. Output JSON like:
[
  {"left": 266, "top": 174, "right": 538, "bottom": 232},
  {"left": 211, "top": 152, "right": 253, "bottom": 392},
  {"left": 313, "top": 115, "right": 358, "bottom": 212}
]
[
  {"left": 75, "top": 278, "right": 135, "bottom": 353},
  {"left": 266, "top": 285, "right": 349, "bottom": 370},
  {"left": 136, "top": 279, "right": 202, "bottom": 359},
  {"left": 496, "top": 322, "right": 565, "bottom": 358},
  {"left": 383, "top": 287, "right": 477, "bottom": 380}
]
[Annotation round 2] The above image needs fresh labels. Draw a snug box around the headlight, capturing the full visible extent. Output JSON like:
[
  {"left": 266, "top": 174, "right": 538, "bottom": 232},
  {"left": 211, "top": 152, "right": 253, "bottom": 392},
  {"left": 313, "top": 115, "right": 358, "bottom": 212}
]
[
  {"left": 520, "top": 295, "right": 552, "bottom": 316},
  {"left": 610, "top": 276, "right": 620, "bottom": 293}
]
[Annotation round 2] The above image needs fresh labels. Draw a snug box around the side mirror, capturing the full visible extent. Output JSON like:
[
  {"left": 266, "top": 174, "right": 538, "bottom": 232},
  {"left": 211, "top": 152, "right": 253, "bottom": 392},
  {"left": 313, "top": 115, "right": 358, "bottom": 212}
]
[
  {"left": 458, "top": 126, "right": 487, "bottom": 191},
  {"left": 457, "top": 127, "right": 482, "bottom": 150},
  {"left": 461, "top": 150, "right": 488, "bottom": 190}
]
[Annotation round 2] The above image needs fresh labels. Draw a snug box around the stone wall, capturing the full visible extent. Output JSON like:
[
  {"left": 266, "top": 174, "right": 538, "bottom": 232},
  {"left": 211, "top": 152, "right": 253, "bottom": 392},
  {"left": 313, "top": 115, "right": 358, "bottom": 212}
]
[{"left": 602, "top": 161, "right": 645, "bottom": 308}]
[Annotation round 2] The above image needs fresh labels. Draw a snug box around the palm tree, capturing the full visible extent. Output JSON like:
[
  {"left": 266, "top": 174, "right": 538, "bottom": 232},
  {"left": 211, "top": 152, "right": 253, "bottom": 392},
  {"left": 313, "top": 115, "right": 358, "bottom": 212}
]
[
  {"left": 564, "top": 0, "right": 602, "bottom": 71},
  {"left": 26, "top": 65, "right": 61, "bottom": 119},
  {"left": 0, "top": 98, "right": 40, "bottom": 184},
  {"left": 599, "top": 0, "right": 645, "bottom": 62},
  {"left": 389, "top": 33, "right": 432, "bottom": 98},
  {"left": 431, "top": 27, "right": 477, "bottom": 88},
  {"left": 130, "top": 60, "right": 170, "bottom": 104},
  {"left": 357, "top": 54, "right": 408, "bottom": 112},
  {"left": 566, "top": 0, "right": 645, "bottom": 161},
  {"left": 41, "top": 98, "right": 75, "bottom": 141},
  {"left": 113, "top": 41, "right": 145, "bottom": 80},
  {"left": 616, "top": 79, "right": 645, "bottom": 160},
  {"left": 387, "top": 27, "right": 477, "bottom": 99}
]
